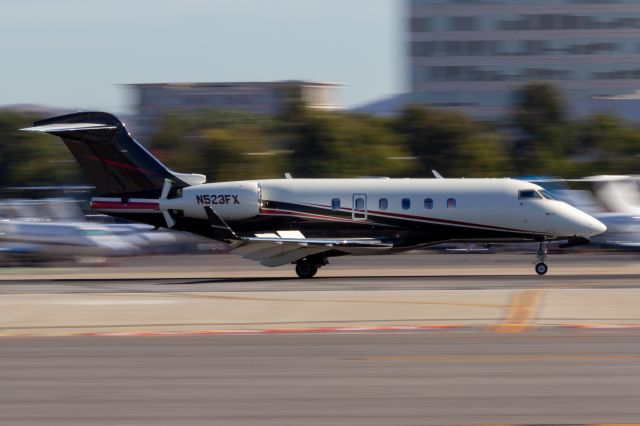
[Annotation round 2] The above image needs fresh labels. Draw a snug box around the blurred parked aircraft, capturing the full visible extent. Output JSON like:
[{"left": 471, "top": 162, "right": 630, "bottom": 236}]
[
  {"left": 0, "top": 218, "right": 139, "bottom": 265},
  {"left": 0, "top": 199, "right": 221, "bottom": 266}
]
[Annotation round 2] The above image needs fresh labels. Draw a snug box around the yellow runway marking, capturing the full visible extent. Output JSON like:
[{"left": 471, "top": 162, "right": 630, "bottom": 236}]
[
  {"left": 357, "top": 354, "right": 640, "bottom": 362},
  {"left": 470, "top": 424, "right": 640, "bottom": 426},
  {"left": 593, "top": 424, "right": 640, "bottom": 426},
  {"left": 493, "top": 289, "right": 546, "bottom": 332}
]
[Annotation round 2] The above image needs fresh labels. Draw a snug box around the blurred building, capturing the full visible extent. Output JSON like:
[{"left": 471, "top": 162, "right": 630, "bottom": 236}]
[
  {"left": 408, "top": 0, "right": 640, "bottom": 120},
  {"left": 129, "top": 81, "right": 342, "bottom": 140},
  {"left": 351, "top": 93, "right": 412, "bottom": 116}
]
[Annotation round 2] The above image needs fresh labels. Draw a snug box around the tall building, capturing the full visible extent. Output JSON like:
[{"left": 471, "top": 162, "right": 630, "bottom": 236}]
[
  {"left": 408, "top": 0, "right": 640, "bottom": 121},
  {"left": 129, "top": 81, "right": 342, "bottom": 140}
]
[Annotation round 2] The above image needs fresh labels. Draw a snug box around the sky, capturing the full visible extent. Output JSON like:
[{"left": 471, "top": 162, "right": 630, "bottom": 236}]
[{"left": 0, "top": 0, "right": 402, "bottom": 113}]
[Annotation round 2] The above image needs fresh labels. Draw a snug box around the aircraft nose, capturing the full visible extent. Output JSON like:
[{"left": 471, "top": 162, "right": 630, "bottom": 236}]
[
  {"left": 590, "top": 218, "right": 607, "bottom": 236},
  {"left": 577, "top": 214, "right": 607, "bottom": 237},
  {"left": 560, "top": 207, "right": 607, "bottom": 237}
]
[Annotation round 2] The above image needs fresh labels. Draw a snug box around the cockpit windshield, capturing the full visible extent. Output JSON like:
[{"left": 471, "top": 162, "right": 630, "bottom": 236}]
[
  {"left": 518, "top": 190, "right": 542, "bottom": 199},
  {"left": 538, "top": 189, "right": 557, "bottom": 200},
  {"left": 519, "top": 189, "right": 558, "bottom": 200}
]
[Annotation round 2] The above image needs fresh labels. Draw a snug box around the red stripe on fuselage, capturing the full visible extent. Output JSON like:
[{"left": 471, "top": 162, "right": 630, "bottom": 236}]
[
  {"left": 259, "top": 208, "right": 364, "bottom": 223},
  {"left": 91, "top": 200, "right": 159, "bottom": 210}
]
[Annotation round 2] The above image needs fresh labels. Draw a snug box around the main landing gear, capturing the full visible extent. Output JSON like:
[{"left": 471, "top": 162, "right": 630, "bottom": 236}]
[
  {"left": 294, "top": 255, "right": 328, "bottom": 279},
  {"left": 534, "top": 241, "right": 549, "bottom": 275}
]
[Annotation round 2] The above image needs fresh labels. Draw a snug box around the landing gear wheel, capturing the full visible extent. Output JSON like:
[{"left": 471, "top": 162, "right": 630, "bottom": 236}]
[
  {"left": 533, "top": 241, "right": 549, "bottom": 276},
  {"left": 535, "top": 262, "right": 548, "bottom": 275},
  {"left": 295, "top": 261, "right": 318, "bottom": 279}
]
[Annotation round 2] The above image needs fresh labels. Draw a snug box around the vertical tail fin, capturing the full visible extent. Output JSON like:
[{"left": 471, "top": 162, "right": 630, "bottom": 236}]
[{"left": 22, "top": 112, "right": 205, "bottom": 197}]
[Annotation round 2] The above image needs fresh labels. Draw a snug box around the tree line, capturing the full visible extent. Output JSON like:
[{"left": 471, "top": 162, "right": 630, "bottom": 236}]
[{"left": 1, "top": 82, "right": 640, "bottom": 191}]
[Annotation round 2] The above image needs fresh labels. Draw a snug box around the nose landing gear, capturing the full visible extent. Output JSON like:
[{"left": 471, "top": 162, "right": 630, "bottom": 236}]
[{"left": 534, "top": 241, "right": 548, "bottom": 275}]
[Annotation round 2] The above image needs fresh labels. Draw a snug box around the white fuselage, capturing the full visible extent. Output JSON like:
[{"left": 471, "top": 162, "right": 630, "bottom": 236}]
[{"left": 157, "top": 178, "right": 605, "bottom": 242}]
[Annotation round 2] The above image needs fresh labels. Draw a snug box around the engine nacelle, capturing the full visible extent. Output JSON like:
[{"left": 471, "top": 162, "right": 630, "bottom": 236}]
[{"left": 161, "top": 181, "right": 261, "bottom": 221}]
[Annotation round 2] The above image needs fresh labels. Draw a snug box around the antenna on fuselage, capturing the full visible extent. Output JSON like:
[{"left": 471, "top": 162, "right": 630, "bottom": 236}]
[
  {"left": 432, "top": 170, "right": 444, "bottom": 179},
  {"left": 284, "top": 173, "right": 293, "bottom": 179}
]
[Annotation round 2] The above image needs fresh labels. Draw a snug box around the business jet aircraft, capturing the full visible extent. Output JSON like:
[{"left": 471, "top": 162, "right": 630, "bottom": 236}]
[{"left": 22, "top": 112, "right": 606, "bottom": 277}]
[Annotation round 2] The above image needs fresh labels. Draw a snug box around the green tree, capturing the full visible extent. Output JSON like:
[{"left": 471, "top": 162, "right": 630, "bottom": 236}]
[
  {"left": 149, "top": 110, "right": 283, "bottom": 182},
  {"left": 510, "top": 82, "right": 570, "bottom": 175},
  {"left": 570, "top": 114, "right": 640, "bottom": 176},
  {"left": 0, "top": 112, "right": 81, "bottom": 190},
  {"left": 513, "top": 82, "right": 566, "bottom": 139},
  {"left": 394, "top": 105, "right": 510, "bottom": 177},
  {"left": 284, "top": 110, "right": 417, "bottom": 178}
]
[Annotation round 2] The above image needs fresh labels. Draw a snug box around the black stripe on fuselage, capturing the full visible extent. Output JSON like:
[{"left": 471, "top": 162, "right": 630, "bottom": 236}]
[
  {"left": 103, "top": 200, "right": 544, "bottom": 246},
  {"left": 257, "top": 200, "right": 542, "bottom": 244},
  {"left": 263, "top": 200, "right": 529, "bottom": 232}
]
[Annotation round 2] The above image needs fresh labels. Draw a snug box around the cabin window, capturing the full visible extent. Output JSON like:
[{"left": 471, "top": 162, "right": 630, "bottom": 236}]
[
  {"left": 355, "top": 197, "right": 365, "bottom": 210},
  {"left": 402, "top": 198, "right": 411, "bottom": 210},
  {"left": 519, "top": 190, "right": 542, "bottom": 200},
  {"left": 424, "top": 198, "right": 433, "bottom": 210},
  {"left": 379, "top": 198, "right": 388, "bottom": 211},
  {"left": 447, "top": 198, "right": 456, "bottom": 209},
  {"left": 331, "top": 198, "right": 341, "bottom": 211}
]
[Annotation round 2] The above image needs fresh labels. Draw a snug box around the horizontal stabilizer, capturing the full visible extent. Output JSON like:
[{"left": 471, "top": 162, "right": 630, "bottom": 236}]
[
  {"left": 20, "top": 112, "right": 206, "bottom": 198},
  {"left": 21, "top": 123, "right": 117, "bottom": 133}
]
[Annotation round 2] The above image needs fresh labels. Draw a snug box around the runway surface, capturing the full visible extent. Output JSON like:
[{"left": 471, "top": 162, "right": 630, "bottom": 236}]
[
  {"left": 0, "top": 253, "right": 640, "bottom": 336},
  {"left": 2, "top": 253, "right": 640, "bottom": 425},
  {"left": 2, "top": 331, "right": 640, "bottom": 425},
  {"left": 1, "top": 273, "right": 640, "bottom": 294},
  {"left": 0, "top": 252, "right": 639, "bottom": 294}
]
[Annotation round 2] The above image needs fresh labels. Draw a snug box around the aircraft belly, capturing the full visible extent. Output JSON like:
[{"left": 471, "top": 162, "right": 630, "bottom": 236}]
[
  {"left": 241, "top": 244, "right": 300, "bottom": 262},
  {"left": 230, "top": 241, "right": 275, "bottom": 256},
  {"left": 259, "top": 247, "right": 329, "bottom": 267},
  {"left": 335, "top": 246, "right": 397, "bottom": 256}
]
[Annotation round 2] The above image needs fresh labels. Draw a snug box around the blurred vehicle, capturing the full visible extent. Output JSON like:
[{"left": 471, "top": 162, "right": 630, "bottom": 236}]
[{"left": 24, "top": 112, "right": 606, "bottom": 277}]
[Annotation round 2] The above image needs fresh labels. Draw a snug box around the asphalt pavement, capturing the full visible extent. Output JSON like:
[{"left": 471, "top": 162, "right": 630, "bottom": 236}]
[
  {"left": 2, "top": 253, "right": 640, "bottom": 425},
  {"left": 1, "top": 331, "right": 640, "bottom": 425}
]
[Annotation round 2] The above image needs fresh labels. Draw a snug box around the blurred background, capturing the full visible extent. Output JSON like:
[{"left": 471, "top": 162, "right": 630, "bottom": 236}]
[
  {"left": 5, "top": 3, "right": 640, "bottom": 425},
  {"left": 3, "top": 0, "right": 640, "bottom": 264}
]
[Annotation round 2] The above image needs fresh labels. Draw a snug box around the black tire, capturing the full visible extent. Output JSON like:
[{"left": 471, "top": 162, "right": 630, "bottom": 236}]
[
  {"left": 295, "top": 261, "right": 318, "bottom": 279},
  {"left": 535, "top": 262, "right": 548, "bottom": 275}
]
